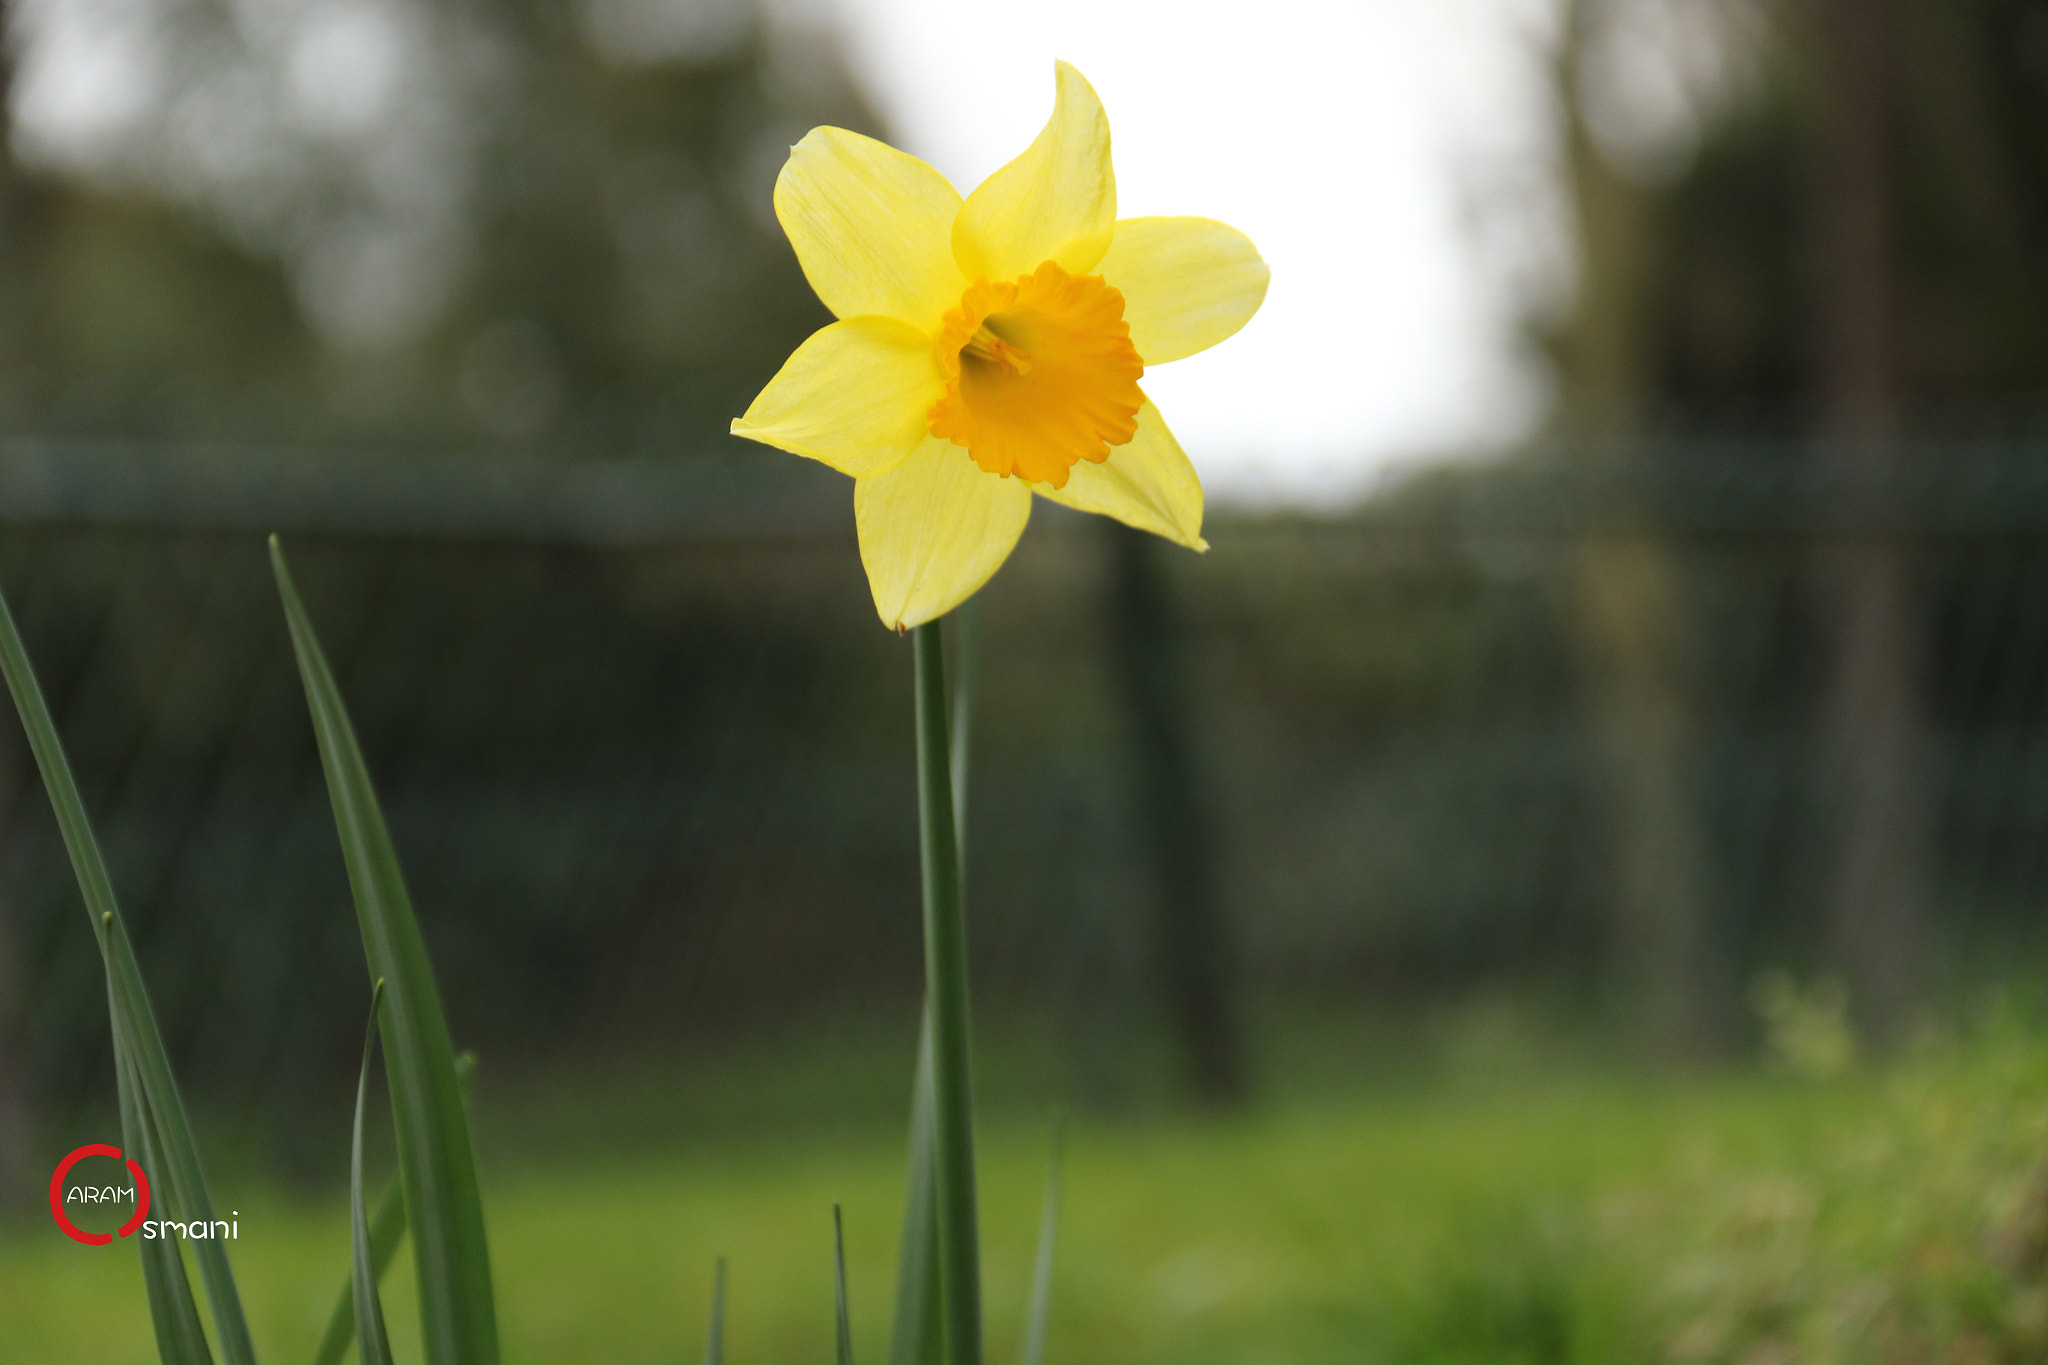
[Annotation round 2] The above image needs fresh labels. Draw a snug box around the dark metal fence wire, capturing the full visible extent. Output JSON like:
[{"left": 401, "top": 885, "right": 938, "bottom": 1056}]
[{"left": 4, "top": 437, "right": 2048, "bottom": 1165}]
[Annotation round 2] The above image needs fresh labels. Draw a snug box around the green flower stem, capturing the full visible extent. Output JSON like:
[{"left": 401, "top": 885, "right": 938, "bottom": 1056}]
[
  {"left": 949, "top": 601, "right": 978, "bottom": 845},
  {"left": 912, "top": 619, "right": 982, "bottom": 1365}
]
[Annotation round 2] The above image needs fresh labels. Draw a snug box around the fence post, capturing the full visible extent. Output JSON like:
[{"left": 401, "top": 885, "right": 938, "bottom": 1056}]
[
  {"left": 1553, "top": 0, "right": 1725, "bottom": 1057},
  {"left": 1812, "top": 0, "right": 1928, "bottom": 1048},
  {"left": 1104, "top": 522, "right": 1246, "bottom": 1105}
]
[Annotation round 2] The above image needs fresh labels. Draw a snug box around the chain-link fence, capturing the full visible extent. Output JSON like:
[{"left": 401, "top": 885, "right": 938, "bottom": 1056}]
[{"left": 5, "top": 437, "right": 2048, "bottom": 1170}]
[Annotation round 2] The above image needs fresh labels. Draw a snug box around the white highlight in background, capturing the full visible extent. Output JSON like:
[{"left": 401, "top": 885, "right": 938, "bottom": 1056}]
[{"left": 821, "top": 0, "right": 1560, "bottom": 507}]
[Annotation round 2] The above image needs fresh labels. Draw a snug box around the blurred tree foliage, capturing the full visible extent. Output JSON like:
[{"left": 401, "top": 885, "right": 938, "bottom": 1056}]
[
  {"left": 1543, "top": 0, "right": 2048, "bottom": 430},
  {"left": 1534, "top": 0, "right": 2048, "bottom": 1053},
  {"left": 0, "top": 0, "right": 873, "bottom": 450}
]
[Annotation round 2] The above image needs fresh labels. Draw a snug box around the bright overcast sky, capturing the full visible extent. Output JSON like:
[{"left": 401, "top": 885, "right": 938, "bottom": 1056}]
[{"left": 821, "top": 0, "right": 1561, "bottom": 506}]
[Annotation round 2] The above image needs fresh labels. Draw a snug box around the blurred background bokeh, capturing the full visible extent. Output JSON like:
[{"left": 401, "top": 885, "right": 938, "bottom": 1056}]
[{"left": 12, "top": 0, "right": 2048, "bottom": 1361}]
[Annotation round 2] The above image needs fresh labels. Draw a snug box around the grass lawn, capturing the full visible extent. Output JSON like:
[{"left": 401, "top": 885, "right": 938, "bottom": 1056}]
[{"left": 0, "top": 1037, "right": 1874, "bottom": 1365}]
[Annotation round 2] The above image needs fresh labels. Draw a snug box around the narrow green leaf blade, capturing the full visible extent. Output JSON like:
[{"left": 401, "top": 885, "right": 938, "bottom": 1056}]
[
  {"left": 271, "top": 539, "right": 499, "bottom": 1365},
  {"left": 116, "top": 1029, "right": 214, "bottom": 1365},
  {"left": 352, "top": 981, "right": 396, "bottom": 1365},
  {"left": 1018, "top": 1118, "right": 1064, "bottom": 1365},
  {"left": 835, "top": 1206, "right": 855, "bottom": 1365},
  {"left": 310, "top": 1182, "right": 405, "bottom": 1365},
  {"left": 106, "top": 913, "right": 256, "bottom": 1365},
  {"left": 0, "top": 585, "right": 256, "bottom": 1365},
  {"left": 313, "top": 1053, "right": 472, "bottom": 1365},
  {"left": 888, "top": 1013, "right": 944, "bottom": 1365},
  {"left": 704, "top": 1258, "right": 728, "bottom": 1365}
]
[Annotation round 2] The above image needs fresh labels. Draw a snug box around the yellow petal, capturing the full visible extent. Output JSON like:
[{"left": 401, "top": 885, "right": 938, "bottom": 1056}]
[
  {"left": 1096, "top": 217, "right": 1270, "bottom": 364},
  {"left": 775, "top": 127, "right": 965, "bottom": 325},
  {"left": 855, "top": 438, "right": 1033, "bottom": 630},
  {"left": 731, "top": 317, "right": 943, "bottom": 478},
  {"left": 953, "top": 61, "right": 1116, "bottom": 284},
  {"left": 1036, "top": 399, "right": 1206, "bottom": 550}
]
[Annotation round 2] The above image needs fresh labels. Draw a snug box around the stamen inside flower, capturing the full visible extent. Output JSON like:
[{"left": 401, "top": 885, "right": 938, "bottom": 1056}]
[
  {"left": 962, "top": 324, "right": 1032, "bottom": 375},
  {"left": 927, "top": 260, "right": 1144, "bottom": 488}
]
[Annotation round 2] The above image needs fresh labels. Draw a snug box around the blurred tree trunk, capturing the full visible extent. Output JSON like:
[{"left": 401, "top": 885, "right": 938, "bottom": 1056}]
[
  {"left": 0, "top": 41, "right": 35, "bottom": 1205},
  {"left": 1809, "top": 0, "right": 1928, "bottom": 1048},
  {"left": 1104, "top": 522, "right": 1245, "bottom": 1105},
  {"left": 1555, "top": 0, "right": 1725, "bottom": 1058}
]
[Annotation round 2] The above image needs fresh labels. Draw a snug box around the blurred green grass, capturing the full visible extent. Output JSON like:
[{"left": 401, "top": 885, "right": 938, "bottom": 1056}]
[{"left": 0, "top": 1024, "right": 1873, "bottom": 1365}]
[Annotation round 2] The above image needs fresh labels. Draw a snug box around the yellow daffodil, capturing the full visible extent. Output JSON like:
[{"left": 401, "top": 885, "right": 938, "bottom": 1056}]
[{"left": 731, "top": 61, "right": 1269, "bottom": 631}]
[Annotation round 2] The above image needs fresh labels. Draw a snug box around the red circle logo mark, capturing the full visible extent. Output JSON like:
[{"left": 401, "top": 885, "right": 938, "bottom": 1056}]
[{"left": 49, "top": 1144, "right": 151, "bottom": 1245}]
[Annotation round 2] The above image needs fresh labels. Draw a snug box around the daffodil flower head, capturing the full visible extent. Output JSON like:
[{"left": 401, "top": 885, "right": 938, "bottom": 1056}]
[{"left": 731, "top": 61, "right": 1269, "bottom": 631}]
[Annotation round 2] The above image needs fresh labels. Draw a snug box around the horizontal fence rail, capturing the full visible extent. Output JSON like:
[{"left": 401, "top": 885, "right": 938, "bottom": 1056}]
[
  {"left": 0, "top": 440, "right": 849, "bottom": 543},
  {"left": 9, "top": 438, "right": 2048, "bottom": 541}
]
